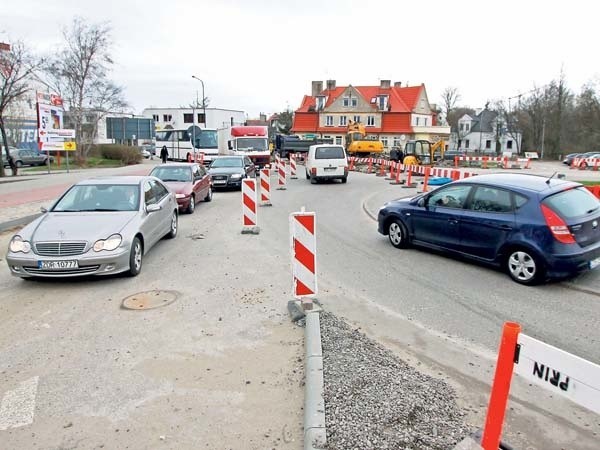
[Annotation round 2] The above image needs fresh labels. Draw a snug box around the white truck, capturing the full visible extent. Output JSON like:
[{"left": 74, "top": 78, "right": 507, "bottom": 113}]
[{"left": 218, "top": 125, "right": 270, "bottom": 168}]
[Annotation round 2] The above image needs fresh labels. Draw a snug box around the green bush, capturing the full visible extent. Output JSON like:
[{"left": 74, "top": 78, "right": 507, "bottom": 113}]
[{"left": 96, "top": 144, "right": 142, "bottom": 165}]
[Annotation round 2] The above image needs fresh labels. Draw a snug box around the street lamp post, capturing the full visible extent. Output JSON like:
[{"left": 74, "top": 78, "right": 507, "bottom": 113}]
[{"left": 191, "top": 75, "right": 205, "bottom": 128}]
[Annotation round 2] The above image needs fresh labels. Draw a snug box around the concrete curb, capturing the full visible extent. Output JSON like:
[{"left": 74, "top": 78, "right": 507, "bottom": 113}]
[
  {"left": 0, "top": 213, "right": 41, "bottom": 233},
  {"left": 304, "top": 310, "right": 326, "bottom": 450}
]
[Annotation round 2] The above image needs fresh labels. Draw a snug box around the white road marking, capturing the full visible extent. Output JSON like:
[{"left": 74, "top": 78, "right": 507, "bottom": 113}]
[{"left": 0, "top": 376, "right": 39, "bottom": 431}]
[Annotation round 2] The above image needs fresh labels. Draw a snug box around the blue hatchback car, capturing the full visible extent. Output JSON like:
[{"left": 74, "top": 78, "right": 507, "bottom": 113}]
[{"left": 377, "top": 173, "right": 600, "bottom": 285}]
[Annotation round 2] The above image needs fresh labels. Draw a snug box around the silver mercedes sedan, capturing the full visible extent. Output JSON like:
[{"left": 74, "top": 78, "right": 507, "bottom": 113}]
[{"left": 6, "top": 176, "right": 178, "bottom": 278}]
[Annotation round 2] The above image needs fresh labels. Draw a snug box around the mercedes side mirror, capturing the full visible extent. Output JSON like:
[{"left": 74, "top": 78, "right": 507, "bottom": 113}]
[
  {"left": 146, "top": 204, "right": 162, "bottom": 213},
  {"left": 40, "top": 206, "right": 48, "bottom": 213}
]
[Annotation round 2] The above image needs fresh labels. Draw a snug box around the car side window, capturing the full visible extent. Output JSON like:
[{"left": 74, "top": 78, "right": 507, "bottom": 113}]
[
  {"left": 144, "top": 181, "right": 156, "bottom": 205},
  {"left": 428, "top": 185, "right": 472, "bottom": 209},
  {"left": 470, "top": 187, "right": 513, "bottom": 213},
  {"left": 244, "top": 157, "right": 252, "bottom": 167},
  {"left": 151, "top": 180, "right": 169, "bottom": 201}
]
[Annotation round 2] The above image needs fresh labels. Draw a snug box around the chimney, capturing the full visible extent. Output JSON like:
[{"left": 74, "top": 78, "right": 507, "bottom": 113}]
[
  {"left": 259, "top": 112, "right": 266, "bottom": 122},
  {"left": 311, "top": 81, "right": 323, "bottom": 97},
  {"left": 394, "top": 81, "right": 402, "bottom": 88},
  {"left": 380, "top": 79, "right": 391, "bottom": 89},
  {"left": 0, "top": 42, "right": 10, "bottom": 51},
  {"left": 326, "top": 79, "right": 336, "bottom": 91}
]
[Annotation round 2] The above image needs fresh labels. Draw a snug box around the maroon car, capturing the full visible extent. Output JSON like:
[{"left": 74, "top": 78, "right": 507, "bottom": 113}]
[{"left": 150, "top": 163, "right": 212, "bottom": 214}]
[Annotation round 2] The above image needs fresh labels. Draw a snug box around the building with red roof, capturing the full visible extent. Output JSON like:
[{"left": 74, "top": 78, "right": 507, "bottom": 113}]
[{"left": 291, "top": 80, "right": 450, "bottom": 150}]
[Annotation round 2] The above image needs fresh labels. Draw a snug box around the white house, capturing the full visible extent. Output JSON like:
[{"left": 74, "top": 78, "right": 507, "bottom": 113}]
[{"left": 449, "top": 109, "right": 522, "bottom": 154}]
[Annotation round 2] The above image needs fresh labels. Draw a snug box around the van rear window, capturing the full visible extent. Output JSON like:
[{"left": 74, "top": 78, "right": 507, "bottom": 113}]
[
  {"left": 315, "top": 146, "right": 345, "bottom": 159},
  {"left": 542, "top": 187, "right": 600, "bottom": 218}
]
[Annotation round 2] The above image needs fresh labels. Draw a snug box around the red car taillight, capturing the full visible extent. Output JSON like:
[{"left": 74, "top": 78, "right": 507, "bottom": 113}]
[
  {"left": 540, "top": 204, "right": 576, "bottom": 244},
  {"left": 311, "top": 167, "right": 317, "bottom": 175}
]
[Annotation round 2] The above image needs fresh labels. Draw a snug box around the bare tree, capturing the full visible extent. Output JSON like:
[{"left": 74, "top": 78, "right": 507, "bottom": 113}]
[
  {"left": 45, "top": 17, "right": 127, "bottom": 161},
  {"left": 440, "top": 86, "right": 461, "bottom": 125},
  {"left": 0, "top": 41, "right": 42, "bottom": 176}
]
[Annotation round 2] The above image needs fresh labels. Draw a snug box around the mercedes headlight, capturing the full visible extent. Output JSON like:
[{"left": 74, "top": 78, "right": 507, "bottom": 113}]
[
  {"left": 9, "top": 236, "right": 31, "bottom": 253},
  {"left": 93, "top": 234, "right": 122, "bottom": 252}
]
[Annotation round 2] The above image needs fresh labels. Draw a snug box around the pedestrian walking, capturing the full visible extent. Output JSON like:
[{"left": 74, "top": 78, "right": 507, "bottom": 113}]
[{"left": 160, "top": 145, "right": 168, "bottom": 164}]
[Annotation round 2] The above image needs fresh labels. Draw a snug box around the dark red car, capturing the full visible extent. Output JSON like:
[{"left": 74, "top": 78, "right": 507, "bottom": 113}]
[{"left": 150, "top": 163, "right": 212, "bottom": 214}]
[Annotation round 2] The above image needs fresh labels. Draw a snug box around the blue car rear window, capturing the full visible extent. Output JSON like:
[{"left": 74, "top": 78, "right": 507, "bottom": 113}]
[{"left": 542, "top": 187, "right": 600, "bottom": 218}]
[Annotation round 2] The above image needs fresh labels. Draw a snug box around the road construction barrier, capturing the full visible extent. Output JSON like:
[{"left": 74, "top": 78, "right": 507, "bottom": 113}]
[
  {"left": 572, "top": 157, "right": 600, "bottom": 170},
  {"left": 290, "top": 153, "right": 298, "bottom": 179},
  {"left": 585, "top": 185, "right": 600, "bottom": 198},
  {"left": 367, "top": 157, "right": 373, "bottom": 174},
  {"left": 278, "top": 160, "right": 287, "bottom": 190},
  {"left": 260, "top": 168, "right": 272, "bottom": 206},
  {"left": 290, "top": 209, "right": 317, "bottom": 298},
  {"left": 481, "top": 322, "right": 600, "bottom": 450},
  {"left": 456, "top": 156, "right": 509, "bottom": 169},
  {"left": 241, "top": 178, "right": 259, "bottom": 234},
  {"left": 275, "top": 153, "right": 281, "bottom": 173},
  {"left": 385, "top": 161, "right": 396, "bottom": 180}
]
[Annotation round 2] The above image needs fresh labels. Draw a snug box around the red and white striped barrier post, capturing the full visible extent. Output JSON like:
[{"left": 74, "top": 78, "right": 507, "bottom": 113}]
[
  {"left": 390, "top": 163, "right": 404, "bottom": 185},
  {"left": 367, "top": 157, "right": 373, "bottom": 174},
  {"left": 348, "top": 157, "right": 356, "bottom": 171},
  {"left": 241, "top": 178, "right": 259, "bottom": 234},
  {"left": 277, "top": 159, "right": 287, "bottom": 190},
  {"left": 376, "top": 159, "right": 386, "bottom": 177},
  {"left": 260, "top": 168, "right": 272, "bottom": 207},
  {"left": 290, "top": 208, "right": 317, "bottom": 307},
  {"left": 275, "top": 153, "right": 281, "bottom": 173},
  {"left": 402, "top": 165, "right": 417, "bottom": 188},
  {"left": 385, "top": 160, "right": 396, "bottom": 180},
  {"left": 290, "top": 153, "right": 298, "bottom": 179},
  {"left": 418, "top": 166, "right": 431, "bottom": 193}
]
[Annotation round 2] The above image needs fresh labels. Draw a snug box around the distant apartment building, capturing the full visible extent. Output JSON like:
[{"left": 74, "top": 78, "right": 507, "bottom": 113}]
[{"left": 290, "top": 79, "right": 450, "bottom": 149}]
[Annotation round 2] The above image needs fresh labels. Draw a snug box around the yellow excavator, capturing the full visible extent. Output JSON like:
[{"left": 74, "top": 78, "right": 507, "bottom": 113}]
[
  {"left": 345, "top": 120, "right": 384, "bottom": 155},
  {"left": 403, "top": 139, "right": 446, "bottom": 166}
]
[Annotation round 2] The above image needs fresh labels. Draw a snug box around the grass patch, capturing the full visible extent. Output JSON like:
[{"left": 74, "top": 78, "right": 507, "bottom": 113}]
[
  {"left": 578, "top": 180, "right": 600, "bottom": 186},
  {"left": 22, "top": 157, "right": 125, "bottom": 172}
]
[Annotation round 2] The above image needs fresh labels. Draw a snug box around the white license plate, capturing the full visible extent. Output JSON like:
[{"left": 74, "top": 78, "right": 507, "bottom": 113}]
[
  {"left": 38, "top": 260, "right": 79, "bottom": 270},
  {"left": 213, "top": 180, "right": 227, "bottom": 185},
  {"left": 324, "top": 167, "right": 337, "bottom": 171},
  {"left": 590, "top": 257, "right": 600, "bottom": 269}
]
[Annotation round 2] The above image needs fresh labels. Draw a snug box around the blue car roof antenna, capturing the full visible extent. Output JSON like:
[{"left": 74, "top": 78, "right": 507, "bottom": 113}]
[{"left": 545, "top": 172, "right": 558, "bottom": 185}]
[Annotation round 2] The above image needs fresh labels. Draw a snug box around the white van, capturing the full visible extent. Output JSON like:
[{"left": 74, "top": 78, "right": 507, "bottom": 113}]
[{"left": 305, "top": 144, "right": 348, "bottom": 184}]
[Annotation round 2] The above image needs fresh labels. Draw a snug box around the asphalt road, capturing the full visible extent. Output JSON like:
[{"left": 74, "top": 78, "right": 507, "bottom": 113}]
[{"left": 1, "top": 163, "right": 600, "bottom": 449}]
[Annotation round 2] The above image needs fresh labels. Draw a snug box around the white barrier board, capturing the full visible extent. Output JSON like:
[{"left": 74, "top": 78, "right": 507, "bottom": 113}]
[{"left": 514, "top": 334, "right": 600, "bottom": 414}]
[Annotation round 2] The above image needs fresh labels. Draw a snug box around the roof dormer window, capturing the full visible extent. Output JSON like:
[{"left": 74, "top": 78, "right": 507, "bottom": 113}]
[
  {"left": 378, "top": 95, "right": 389, "bottom": 110},
  {"left": 316, "top": 96, "right": 326, "bottom": 110}
]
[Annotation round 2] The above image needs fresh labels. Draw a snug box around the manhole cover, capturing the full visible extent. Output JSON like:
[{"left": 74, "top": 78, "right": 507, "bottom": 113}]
[{"left": 121, "top": 290, "right": 178, "bottom": 310}]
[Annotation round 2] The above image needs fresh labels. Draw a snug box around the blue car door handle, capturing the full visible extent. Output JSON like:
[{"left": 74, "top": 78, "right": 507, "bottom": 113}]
[{"left": 448, "top": 219, "right": 459, "bottom": 225}]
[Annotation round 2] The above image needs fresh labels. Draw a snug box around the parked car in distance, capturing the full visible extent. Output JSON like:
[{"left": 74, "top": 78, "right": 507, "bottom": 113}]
[
  {"left": 562, "top": 152, "right": 583, "bottom": 165},
  {"left": 3, "top": 148, "right": 53, "bottom": 167},
  {"left": 442, "top": 149, "right": 467, "bottom": 161},
  {"left": 149, "top": 163, "right": 212, "bottom": 213},
  {"left": 208, "top": 155, "right": 256, "bottom": 189},
  {"left": 305, "top": 144, "right": 348, "bottom": 184},
  {"left": 6, "top": 176, "right": 178, "bottom": 279},
  {"left": 577, "top": 152, "right": 600, "bottom": 169},
  {"left": 378, "top": 173, "right": 600, "bottom": 285}
]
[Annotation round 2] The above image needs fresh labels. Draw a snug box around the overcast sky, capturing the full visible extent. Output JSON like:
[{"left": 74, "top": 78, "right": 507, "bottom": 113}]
[{"left": 2, "top": 0, "right": 598, "bottom": 118}]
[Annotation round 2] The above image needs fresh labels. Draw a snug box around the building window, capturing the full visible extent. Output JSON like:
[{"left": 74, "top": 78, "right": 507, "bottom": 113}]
[
  {"left": 378, "top": 96, "right": 388, "bottom": 110},
  {"left": 152, "top": 114, "right": 159, "bottom": 122},
  {"left": 353, "top": 115, "right": 361, "bottom": 123},
  {"left": 415, "top": 117, "right": 420, "bottom": 126},
  {"left": 325, "top": 116, "right": 334, "bottom": 126},
  {"left": 230, "top": 116, "right": 234, "bottom": 125},
  {"left": 335, "top": 136, "right": 342, "bottom": 145},
  {"left": 465, "top": 140, "right": 470, "bottom": 149},
  {"left": 465, "top": 123, "right": 470, "bottom": 131},
  {"left": 485, "top": 140, "right": 491, "bottom": 149},
  {"left": 458, "top": 139, "right": 462, "bottom": 148},
  {"left": 317, "top": 96, "right": 325, "bottom": 110},
  {"left": 459, "top": 123, "right": 464, "bottom": 131},
  {"left": 339, "top": 116, "right": 347, "bottom": 126},
  {"left": 393, "top": 137, "right": 401, "bottom": 147},
  {"left": 507, "top": 140, "right": 513, "bottom": 149},
  {"left": 196, "top": 113, "right": 205, "bottom": 124},
  {"left": 381, "top": 137, "right": 388, "bottom": 148},
  {"left": 367, "top": 116, "right": 375, "bottom": 126},
  {"left": 343, "top": 97, "right": 349, "bottom": 107},
  {"left": 183, "top": 113, "right": 194, "bottom": 123},
  {"left": 163, "top": 114, "right": 172, "bottom": 122},
  {"left": 424, "top": 118, "right": 428, "bottom": 126},
  {"left": 351, "top": 98, "right": 357, "bottom": 107}
]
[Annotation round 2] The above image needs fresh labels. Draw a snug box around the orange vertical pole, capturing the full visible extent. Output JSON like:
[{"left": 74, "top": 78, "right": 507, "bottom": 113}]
[
  {"left": 57, "top": 152, "right": 61, "bottom": 168},
  {"left": 483, "top": 156, "right": 488, "bottom": 169},
  {"left": 454, "top": 156, "right": 458, "bottom": 167},
  {"left": 481, "top": 322, "right": 521, "bottom": 450},
  {"left": 422, "top": 166, "right": 430, "bottom": 192},
  {"left": 367, "top": 157, "right": 373, "bottom": 174}
]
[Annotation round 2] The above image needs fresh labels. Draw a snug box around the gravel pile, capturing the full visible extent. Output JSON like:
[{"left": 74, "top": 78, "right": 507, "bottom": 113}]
[{"left": 320, "top": 312, "right": 471, "bottom": 450}]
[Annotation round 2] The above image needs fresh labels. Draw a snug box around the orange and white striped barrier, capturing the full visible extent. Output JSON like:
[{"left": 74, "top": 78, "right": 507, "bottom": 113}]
[
  {"left": 275, "top": 153, "right": 281, "bottom": 173},
  {"left": 290, "top": 153, "right": 298, "bottom": 179},
  {"left": 572, "top": 157, "right": 600, "bottom": 170},
  {"left": 348, "top": 157, "right": 356, "bottom": 171},
  {"left": 376, "top": 159, "right": 386, "bottom": 177},
  {"left": 418, "top": 166, "right": 431, "bottom": 193},
  {"left": 290, "top": 209, "right": 317, "bottom": 300},
  {"left": 241, "top": 178, "right": 259, "bottom": 234},
  {"left": 277, "top": 159, "right": 287, "bottom": 190},
  {"left": 367, "top": 157, "right": 373, "bottom": 174},
  {"left": 402, "top": 165, "right": 417, "bottom": 188},
  {"left": 385, "top": 160, "right": 396, "bottom": 180},
  {"left": 259, "top": 168, "right": 272, "bottom": 206},
  {"left": 390, "top": 162, "right": 405, "bottom": 185}
]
